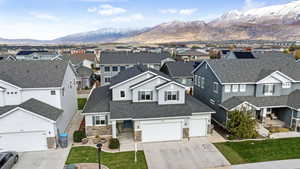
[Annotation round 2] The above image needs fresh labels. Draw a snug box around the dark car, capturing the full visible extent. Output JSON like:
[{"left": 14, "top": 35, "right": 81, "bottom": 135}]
[{"left": 0, "top": 152, "right": 18, "bottom": 169}]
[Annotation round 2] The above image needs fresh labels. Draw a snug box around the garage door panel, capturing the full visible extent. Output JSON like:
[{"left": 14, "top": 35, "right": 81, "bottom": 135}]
[
  {"left": 189, "top": 119, "right": 208, "bottom": 137},
  {"left": 141, "top": 121, "right": 182, "bottom": 142},
  {"left": 0, "top": 131, "right": 48, "bottom": 152}
]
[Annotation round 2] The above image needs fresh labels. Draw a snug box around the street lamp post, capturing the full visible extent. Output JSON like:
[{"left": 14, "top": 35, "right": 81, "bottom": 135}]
[{"left": 96, "top": 143, "right": 103, "bottom": 169}]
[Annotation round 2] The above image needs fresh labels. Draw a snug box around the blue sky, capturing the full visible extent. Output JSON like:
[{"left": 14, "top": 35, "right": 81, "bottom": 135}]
[{"left": 0, "top": 0, "right": 294, "bottom": 40}]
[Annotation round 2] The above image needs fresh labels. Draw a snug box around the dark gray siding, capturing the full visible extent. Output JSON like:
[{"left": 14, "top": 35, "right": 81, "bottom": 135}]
[{"left": 222, "top": 84, "right": 256, "bottom": 102}]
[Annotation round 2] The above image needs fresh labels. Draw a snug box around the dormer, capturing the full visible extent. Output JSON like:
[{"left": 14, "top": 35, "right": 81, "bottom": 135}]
[{"left": 156, "top": 81, "right": 187, "bottom": 105}]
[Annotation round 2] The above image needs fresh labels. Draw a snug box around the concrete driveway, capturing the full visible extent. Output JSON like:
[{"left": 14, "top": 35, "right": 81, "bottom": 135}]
[
  {"left": 143, "top": 138, "right": 230, "bottom": 169},
  {"left": 12, "top": 148, "right": 70, "bottom": 169}
]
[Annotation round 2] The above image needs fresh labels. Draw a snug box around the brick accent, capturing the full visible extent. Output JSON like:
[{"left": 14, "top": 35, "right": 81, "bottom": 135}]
[
  {"left": 86, "top": 125, "right": 112, "bottom": 136},
  {"left": 134, "top": 131, "right": 142, "bottom": 142},
  {"left": 47, "top": 137, "right": 56, "bottom": 149},
  {"left": 183, "top": 128, "right": 189, "bottom": 138}
]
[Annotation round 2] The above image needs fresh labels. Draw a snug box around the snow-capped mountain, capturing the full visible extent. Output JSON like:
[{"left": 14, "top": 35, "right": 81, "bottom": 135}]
[{"left": 214, "top": 0, "right": 300, "bottom": 25}]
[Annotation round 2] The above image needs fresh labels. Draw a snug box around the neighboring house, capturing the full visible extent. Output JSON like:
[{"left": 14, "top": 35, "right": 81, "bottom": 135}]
[
  {"left": 82, "top": 64, "right": 214, "bottom": 142},
  {"left": 224, "top": 51, "right": 256, "bottom": 59},
  {"left": 220, "top": 49, "right": 230, "bottom": 58},
  {"left": 76, "top": 65, "right": 94, "bottom": 89},
  {"left": 15, "top": 51, "right": 60, "bottom": 60},
  {"left": 0, "top": 61, "right": 77, "bottom": 152},
  {"left": 192, "top": 57, "right": 300, "bottom": 135},
  {"left": 225, "top": 51, "right": 294, "bottom": 60},
  {"left": 59, "top": 53, "right": 96, "bottom": 69},
  {"left": 176, "top": 50, "right": 210, "bottom": 62},
  {"left": 0, "top": 55, "right": 16, "bottom": 61},
  {"left": 160, "top": 61, "right": 195, "bottom": 93},
  {"left": 99, "top": 51, "right": 174, "bottom": 86}
]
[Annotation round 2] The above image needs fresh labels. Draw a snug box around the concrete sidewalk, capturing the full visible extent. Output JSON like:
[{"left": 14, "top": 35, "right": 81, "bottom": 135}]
[{"left": 232, "top": 159, "right": 300, "bottom": 169}]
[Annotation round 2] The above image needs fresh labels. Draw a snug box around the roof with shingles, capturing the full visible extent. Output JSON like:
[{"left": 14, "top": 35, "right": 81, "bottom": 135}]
[
  {"left": 82, "top": 86, "right": 111, "bottom": 113},
  {"left": 162, "top": 61, "right": 195, "bottom": 77},
  {"left": 100, "top": 51, "right": 171, "bottom": 65},
  {"left": 0, "top": 98, "right": 63, "bottom": 121},
  {"left": 76, "top": 66, "right": 93, "bottom": 77},
  {"left": 0, "top": 60, "right": 69, "bottom": 88}
]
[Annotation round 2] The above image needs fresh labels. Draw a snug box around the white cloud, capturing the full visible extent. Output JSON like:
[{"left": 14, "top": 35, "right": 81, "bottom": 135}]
[
  {"left": 243, "top": 0, "right": 266, "bottom": 11},
  {"left": 160, "top": 8, "right": 198, "bottom": 15},
  {"left": 88, "top": 4, "right": 126, "bottom": 16},
  {"left": 112, "top": 13, "right": 144, "bottom": 22},
  {"left": 179, "top": 8, "right": 198, "bottom": 15},
  {"left": 29, "top": 12, "right": 60, "bottom": 21}
]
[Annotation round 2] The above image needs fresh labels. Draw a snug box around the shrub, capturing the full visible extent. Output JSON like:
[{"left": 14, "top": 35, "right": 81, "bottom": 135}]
[
  {"left": 226, "top": 109, "right": 258, "bottom": 139},
  {"left": 108, "top": 138, "right": 120, "bottom": 149},
  {"left": 73, "top": 130, "right": 86, "bottom": 143},
  {"left": 77, "top": 98, "right": 87, "bottom": 110}
]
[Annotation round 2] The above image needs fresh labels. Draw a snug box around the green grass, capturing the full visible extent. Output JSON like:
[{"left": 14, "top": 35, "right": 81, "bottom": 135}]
[
  {"left": 214, "top": 137, "right": 300, "bottom": 164},
  {"left": 66, "top": 146, "right": 148, "bottom": 169},
  {"left": 77, "top": 98, "right": 87, "bottom": 110}
]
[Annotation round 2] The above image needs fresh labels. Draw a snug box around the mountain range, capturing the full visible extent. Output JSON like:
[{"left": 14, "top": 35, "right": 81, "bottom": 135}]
[{"left": 1, "top": 0, "right": 300, "bottom": 44}]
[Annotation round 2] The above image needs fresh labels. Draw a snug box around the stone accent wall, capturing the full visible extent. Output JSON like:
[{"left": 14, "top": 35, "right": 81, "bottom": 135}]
[
  {"left": 183, "top": 128, "right": 189, "bottom": 138},
  {"left": 47, "top": 137, "right": 56, "bottom": 149},
  {"left": 86, "top": 125, "right": 112, "bottom": 136},
  {"left": 134, "top": 131, "right": 142, "bottom": 142}
]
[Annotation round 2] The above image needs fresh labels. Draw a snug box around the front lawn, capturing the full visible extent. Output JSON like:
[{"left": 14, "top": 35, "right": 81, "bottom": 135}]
[
  {"left": 214, "top": 137, "right": 300, "bottom": 164},
  {"left": 77, "top": 98, "right": 87, "bottom": 110},
  {"left": 66, "top": 146, "right": 148, "bottom": 169}
]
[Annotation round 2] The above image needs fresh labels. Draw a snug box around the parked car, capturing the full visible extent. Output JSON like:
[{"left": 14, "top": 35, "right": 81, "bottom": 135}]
[{"left": 0, "top": 152, "right": 18, "bottom": 169}]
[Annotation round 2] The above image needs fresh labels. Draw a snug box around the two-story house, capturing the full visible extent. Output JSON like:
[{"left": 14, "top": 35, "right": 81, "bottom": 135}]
[
  {"left": 99, "top": 51, "right": 174, "bottom": 86},
  {"left": 0, "top": 61, "right": 77, "bottom": 152},
  {"left": 16, "top": 51, "right": 61, "bottom": 60},
  {"left": 192, "top": 57, "right": 300, "bottom": 135},
  {"left": 160, "top": 61, "right": 195, "bottom": 94},
  {"left": 83, "top": 64, "right": 214, "bottom": 142}
]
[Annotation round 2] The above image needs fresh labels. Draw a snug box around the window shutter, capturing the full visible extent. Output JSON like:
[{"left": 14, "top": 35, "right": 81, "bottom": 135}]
[
  {"left": 150, "top": 91, "right": 153, "bottom": 100},
  {"left": 105, "top": 115, "right": 108, "bottom": 125},
  {"left": 92, "top": 116, "right": 96, "bottom": 126},
  {"left": 165, "top": 91, "right": 167, "bottom": 101},
  {"left": 138, "top": 91, "right": 141, "bottom": 100},
  {"left": 177, "top": 91, "right": 179, "bottom": 100}
]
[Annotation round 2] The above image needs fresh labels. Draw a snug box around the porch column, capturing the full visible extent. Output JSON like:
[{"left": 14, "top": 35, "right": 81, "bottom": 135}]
[
  {"left": 261, "top": 108, "right": 267, "bottom": 123},
  {"left": 112, "top": 120, "right": 117, "bottom": 138}
]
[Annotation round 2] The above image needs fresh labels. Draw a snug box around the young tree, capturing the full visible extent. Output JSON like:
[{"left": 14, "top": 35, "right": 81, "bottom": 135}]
[{"left": 226, "top": 109, "right": 258, "bottom": 139}]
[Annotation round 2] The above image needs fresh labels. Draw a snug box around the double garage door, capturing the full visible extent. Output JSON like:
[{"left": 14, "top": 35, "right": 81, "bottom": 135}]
[
  {"left": 0, "top": 131, "right": 48, "bottom": 152},
  {"left": 141, "top": 121, "right": 182, "bottom": 142}
]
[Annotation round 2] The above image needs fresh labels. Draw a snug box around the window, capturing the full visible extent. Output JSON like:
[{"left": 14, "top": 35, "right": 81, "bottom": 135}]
[
  {"left": 104, "top": 77, "right": 111, "bottom": 83},
  {"left": 112, "top": 66, "right": 118, "bottom": 72},
  {"left": 240, "top": 84, "right": 246, "bottom": 92},
  {"left": 263, "top": 84, "right": 275, "bottom": 96},
  {"left": 120, "top": 66, "right": 126, "bottom": 71},
  {"left": 165, "top": 91, "right": 179, "bottom": 101},
  {"left": 92, "top": 115, "right": 106, "bottom": 126},
  {"left": 201, "top": 77, "right": 205, "bottom": 89},
  {"left": 225, "top": 85, "right": 231, "bottom": 93},
  {"left": 138, "top": 91, "right": 153, "bottom": 101},
  {"left": 194, "top": 75, "right": 198, "bottom": 85},
  {"left": 120, "top": 91, "right": 125, "bottom": 98},
  {"left": 213, "top": 82, "right": 219, "bottom": 93},
  {"left": 198, "top": 76, "right": 201, "bottom": 87},
  {"left": 51, "top": 90, "right": 56, "bottom": 95},
  {"left": 104, "top": 66, "right": 110, "bottom": 72},
  {"left": 282, "top": 82, "right": 291, "bottom": 89},
  {"left": 210, "top": 99, "right": 216, "bottom": 105},
  {"left": 232, "top": 85, "right": 239, "bottom": 92},
  {"left": 62, "top": 87, "right": 65, "bottom": 96}
]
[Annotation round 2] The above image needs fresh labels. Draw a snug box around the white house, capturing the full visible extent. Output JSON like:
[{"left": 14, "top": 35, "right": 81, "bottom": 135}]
[
  {"left": 0, "top": 61, "right": 77, "bottom": 152},
  {"left": 83, "top": 64, "right": 214, "bottom": 142}
]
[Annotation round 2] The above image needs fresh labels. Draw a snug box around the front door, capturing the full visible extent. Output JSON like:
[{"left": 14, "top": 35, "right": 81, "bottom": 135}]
[{"left": 124, "top": 120, "right": 133, "bottom": 129}]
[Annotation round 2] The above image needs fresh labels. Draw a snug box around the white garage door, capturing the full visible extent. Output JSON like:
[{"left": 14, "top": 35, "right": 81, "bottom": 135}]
[
  {"left": 141, "top": 121, "right": 182, "bottom": 142},
  {"left": 189, "top": 118, "right": 208, "bottom": 137},
  {"left": 0, "top": 131, "right": 48, "bottom": 152}
]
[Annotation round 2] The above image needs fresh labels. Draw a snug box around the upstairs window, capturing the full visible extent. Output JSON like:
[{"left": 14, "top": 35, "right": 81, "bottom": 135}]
[
  {"left": 112, "top": 66, "right": 118, "bottom": 72},
  {"left": 282, "top": 82, "right": 291, "bottom": 89},
  {"left": 232, "top": 85, "right": 239, "bottom": 92},
  {"left": 104, "top": 77, "right": 111, "bottom": 83},
  {"left": 120, "top": 66, "right": 126, "bottom": 71},
  {"left": 263, "top": 84, "right": 275, "bottom": 96},
  {"left": 51, "top": 90, "right": 56, "bottom": 95},
  {"left": 165, "top": 91, "right": 179, "bottom": 101},
  {"left": 201, "top": 77, "right": 205, "bottom": 89},
  {"left": 120, "top": 91, "right": 125, "bottom": 98},
  {"left": 240, "top": 84, "right": 246, "bottom": 92},
  {"left": 213, "top": 82, "right": 219, "bottom": 93},
  {"left": 138, "top": 91, "right": 153, "bottom": 101},
  {"left": 225, "top": 85, "right": 231, "bottom": 93},
  {"left": 104, "top": 66, "right": 110, "bottom": 72},
  {"left": 194, "top": 75, "right": 198, "bottom": 85}
]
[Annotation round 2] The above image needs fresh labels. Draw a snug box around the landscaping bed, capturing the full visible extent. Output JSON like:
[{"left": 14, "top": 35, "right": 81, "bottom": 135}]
[
  {"left": 78, "top": 98, "right": 87, "bottom": 110},
  {"left": 214, "top": 137, "right": 300, "bottom": 164},
  {"left": 66, "top": 146, "right": 148, "bottom": 169}
]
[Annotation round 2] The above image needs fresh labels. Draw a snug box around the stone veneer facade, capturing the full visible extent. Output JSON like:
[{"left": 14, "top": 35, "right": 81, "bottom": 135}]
[
  {"left": 86, "top": 125, "right": 112, "bottom": 136},
  {"left": 183, "top": 128, "right": 189, "bottom": 138},
  {"left": 134, "top": 131, "right": 142, "bottom": 141},
  {"left": 47, "top": 137, "right": 56, "bottom": 149}
]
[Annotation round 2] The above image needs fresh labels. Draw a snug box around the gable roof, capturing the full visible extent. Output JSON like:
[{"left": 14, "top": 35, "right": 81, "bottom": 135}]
[
  {"left": 76, "top": 66, "right": 93, "bottom": 77},
  {"left": 100, "top": 51, "right": 171, "bottom": 65},
  {"left": 162, "top": 61, "right": 195, "bottom": 77},
  {"left": 200, "top": 56, "right": 300, "bottom": 83},
  {"left": 0, "top": 98, "right": 63, "bottom": 121},
  {"left": 82, "top": 86, "right": 111, "bottom": 113},
  {"left": 0, "top": 60, "right": 69, "bottom": 88}
]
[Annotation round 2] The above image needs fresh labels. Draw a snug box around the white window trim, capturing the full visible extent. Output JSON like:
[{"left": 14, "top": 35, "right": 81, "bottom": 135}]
[
  {"left": 282, "top": 82, "right": 291, "bottom": 89},
  {"left": 213, "top": 82, "right": 219, "bottom": 93},
  {"left": 210, "top": 99, "right": 216, "bottom": 105},
  {"left": 232, "top": 84, "right": 239, "bottom": 93},
  {"left": 225, "top": 85, "right": 231, "bottom": 93},
  {"left": 120, "top": 90, "right": 125, "bottom": 98},
  {"left": 165, "top": 90, "right": 179, "bottom": 101},
  {"left": 92, "top": 115, "right": 106, "bottom": 126},
  {"left": 263, "top": 84, "right": 275, "bottom": 96},
  {"left": 201, "top": 77, "right": 205, "bottom": 89},
  {"left": 240, "top": 84, "right": 246, "bottom": 92}
]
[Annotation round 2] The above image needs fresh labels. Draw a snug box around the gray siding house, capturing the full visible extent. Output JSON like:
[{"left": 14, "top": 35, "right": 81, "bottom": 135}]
[
  {"left": 99, "top": 51, "right": 174, "bottom": 86},
  {"left": 82, "top": 64, "right": 214, "bottom": 142},
  {"left": 192, "top": 56, "right": 300, "bottom": 136}
]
